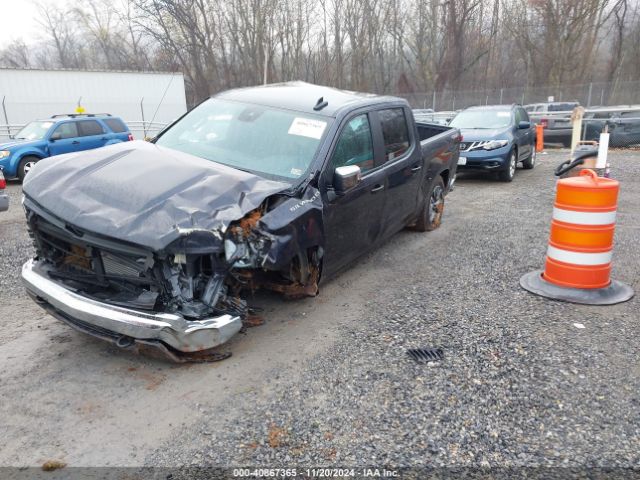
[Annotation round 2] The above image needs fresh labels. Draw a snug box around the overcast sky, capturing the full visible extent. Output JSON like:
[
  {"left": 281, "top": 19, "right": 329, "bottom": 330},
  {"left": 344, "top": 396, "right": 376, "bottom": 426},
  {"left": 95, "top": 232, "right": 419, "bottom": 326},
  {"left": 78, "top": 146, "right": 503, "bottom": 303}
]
[{"left": 0, "top": 0, "right": 68, "bottom": 47}]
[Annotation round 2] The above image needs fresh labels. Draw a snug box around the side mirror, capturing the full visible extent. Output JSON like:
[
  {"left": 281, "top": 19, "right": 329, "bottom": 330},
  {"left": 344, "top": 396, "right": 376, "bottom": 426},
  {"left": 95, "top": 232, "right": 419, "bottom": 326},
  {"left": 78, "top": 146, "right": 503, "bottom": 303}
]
[
  {"left": 518, "top": 121, "right": 531, "bottom": 130},
  {"left": 333, "top": 165, "right": 361, "bottom": 195},
  {"left": 50, "top": 132, "right": 62, "bottom": 141}
]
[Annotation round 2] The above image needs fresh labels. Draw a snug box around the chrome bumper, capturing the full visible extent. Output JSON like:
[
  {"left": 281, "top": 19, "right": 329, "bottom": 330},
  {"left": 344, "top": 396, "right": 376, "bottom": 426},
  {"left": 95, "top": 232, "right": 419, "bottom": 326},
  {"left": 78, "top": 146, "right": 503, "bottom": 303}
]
[{"left": 22, "top": 259, "right": 242, "bottom": 353}]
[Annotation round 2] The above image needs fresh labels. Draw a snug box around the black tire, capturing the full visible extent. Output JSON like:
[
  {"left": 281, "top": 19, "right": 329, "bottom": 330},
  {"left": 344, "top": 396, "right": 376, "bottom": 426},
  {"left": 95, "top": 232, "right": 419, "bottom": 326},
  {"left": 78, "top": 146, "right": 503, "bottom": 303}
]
[
  {"left": 18, "top": 156, "right": 39, "bottom": 182},
  {"left": 498, "top": 149, "right": 517, "bottom": 182},
  {"left": 413, "top": 176, "right": 445, "bottom": 232},
  {"left": 522, "top": 145, "right": 536, "bottom": 169}
]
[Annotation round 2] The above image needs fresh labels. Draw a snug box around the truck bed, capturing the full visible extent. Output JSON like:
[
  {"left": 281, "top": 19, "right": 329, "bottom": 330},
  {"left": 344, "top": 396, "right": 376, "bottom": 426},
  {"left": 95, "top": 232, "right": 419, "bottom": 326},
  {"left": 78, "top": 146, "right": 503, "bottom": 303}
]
[
  {"left": 415, "top": 121, "right": 461, "bottom": 192},
  {"left": 416, "top": 121, "right": 454, "bottom": 142}
]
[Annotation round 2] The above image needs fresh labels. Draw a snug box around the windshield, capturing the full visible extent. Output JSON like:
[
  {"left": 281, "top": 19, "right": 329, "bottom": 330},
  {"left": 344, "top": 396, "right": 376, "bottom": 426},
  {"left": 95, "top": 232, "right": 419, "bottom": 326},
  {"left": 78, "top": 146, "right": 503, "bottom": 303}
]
[
  {"left": 155, "top": 99, "right": 330, "bottom": 181},
  {"left": 449, "top": 110, "right": 512, "bottom": 129},
  {"left": 15, "top": 121, "right": 54, "bottom": 140}
]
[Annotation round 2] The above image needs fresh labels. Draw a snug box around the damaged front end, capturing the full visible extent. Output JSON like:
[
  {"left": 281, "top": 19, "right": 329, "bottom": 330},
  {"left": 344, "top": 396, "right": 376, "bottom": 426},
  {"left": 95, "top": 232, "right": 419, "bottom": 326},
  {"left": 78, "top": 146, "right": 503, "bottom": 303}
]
[{"left": 21, "top": 188, "right": 323, "bottom": 361}]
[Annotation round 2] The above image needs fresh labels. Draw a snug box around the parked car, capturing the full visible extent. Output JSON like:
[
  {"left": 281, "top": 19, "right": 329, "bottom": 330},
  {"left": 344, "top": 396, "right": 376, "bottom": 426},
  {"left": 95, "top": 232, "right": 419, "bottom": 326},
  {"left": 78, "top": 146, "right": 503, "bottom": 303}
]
[
  {"left": 583, "top": 106, "right": 640, "bottom": 147},
  {"left": 21, "top": 82, "right": 461, "bottom": 361},
  {"left": 449, "top": 104, "right": 536, "bottom": 182},
  {"left": 525, "top": 101, "right": 580, "bottom": 147},
  {"left": 0, "top": 170, "right": 8, "bottom": 212},
  {"left": 0, "top": 114, "right": 133, "bottom": 181}
]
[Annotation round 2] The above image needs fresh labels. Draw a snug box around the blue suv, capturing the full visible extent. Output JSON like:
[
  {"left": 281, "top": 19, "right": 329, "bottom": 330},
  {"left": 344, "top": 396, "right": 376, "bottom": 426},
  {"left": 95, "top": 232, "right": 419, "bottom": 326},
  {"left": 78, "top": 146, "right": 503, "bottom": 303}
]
[
  {"left": 449, "top": 105, "right": 536, "bottom": 182},
  {"left": 0, "top": 114, "right": 133, "bottom": 181}
]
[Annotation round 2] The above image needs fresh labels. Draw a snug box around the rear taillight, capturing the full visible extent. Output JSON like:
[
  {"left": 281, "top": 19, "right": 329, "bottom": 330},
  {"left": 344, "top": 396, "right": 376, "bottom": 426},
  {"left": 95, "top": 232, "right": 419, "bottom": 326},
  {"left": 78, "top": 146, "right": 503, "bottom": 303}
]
[
  {"left": 127, "top": 133, "right": 134, "bottom": 141},
  {"left": 540, "top": 118, "right": 548, "bottom": 127},
  {"left": 0, "top": 177, "right": 6, "bottom": 189}
]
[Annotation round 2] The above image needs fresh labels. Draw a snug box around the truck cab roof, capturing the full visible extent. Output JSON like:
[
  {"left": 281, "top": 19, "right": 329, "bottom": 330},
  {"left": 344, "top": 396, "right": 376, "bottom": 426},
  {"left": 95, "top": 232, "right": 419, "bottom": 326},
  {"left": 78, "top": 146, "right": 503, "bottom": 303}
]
[{"left": 215, "top": 81, "right": 405, "bottom": 118}]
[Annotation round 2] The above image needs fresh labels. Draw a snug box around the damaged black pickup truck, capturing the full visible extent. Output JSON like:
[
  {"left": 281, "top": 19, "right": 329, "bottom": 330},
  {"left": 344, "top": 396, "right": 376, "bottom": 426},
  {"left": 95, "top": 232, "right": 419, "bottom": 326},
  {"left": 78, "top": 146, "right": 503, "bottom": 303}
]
[{"left": 21, "top": 82, "right": 461, "bottom": 361}]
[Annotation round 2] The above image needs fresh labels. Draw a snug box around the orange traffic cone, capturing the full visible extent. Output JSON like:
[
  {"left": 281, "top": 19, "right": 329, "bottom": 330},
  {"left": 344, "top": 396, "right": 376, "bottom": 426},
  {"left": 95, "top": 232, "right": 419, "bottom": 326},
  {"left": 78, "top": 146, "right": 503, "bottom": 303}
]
[{"left": 520, "top": 169, "right": 634, "bottom": 305}]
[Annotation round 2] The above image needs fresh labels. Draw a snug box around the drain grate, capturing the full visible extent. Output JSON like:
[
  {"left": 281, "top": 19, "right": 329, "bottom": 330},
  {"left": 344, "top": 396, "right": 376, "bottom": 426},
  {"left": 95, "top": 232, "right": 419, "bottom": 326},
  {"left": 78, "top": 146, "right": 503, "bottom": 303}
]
[{"left": 407, "top": 348, "right": 444, "bottom": 363}]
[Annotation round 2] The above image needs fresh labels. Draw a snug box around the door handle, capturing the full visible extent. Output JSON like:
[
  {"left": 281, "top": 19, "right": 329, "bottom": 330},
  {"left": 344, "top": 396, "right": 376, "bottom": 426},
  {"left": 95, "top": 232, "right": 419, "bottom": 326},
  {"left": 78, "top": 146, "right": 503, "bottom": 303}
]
[
  {"left": 410, "top": 165, "right": 422, "bottom": 172},
  {"left": 370, "top": 184, "right": 384, "bottom": 193},
  {"left": 72, "top": 141, "right": 80, "bottom": 145}
]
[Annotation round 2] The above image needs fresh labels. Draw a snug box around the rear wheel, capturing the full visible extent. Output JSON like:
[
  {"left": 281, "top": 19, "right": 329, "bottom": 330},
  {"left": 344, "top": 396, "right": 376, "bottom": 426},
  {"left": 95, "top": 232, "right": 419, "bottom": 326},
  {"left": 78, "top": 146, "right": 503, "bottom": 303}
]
[
  {"left": 498, "top": 149, "right": 517, "bottom": 182},
  {"left": 18, "top": 156, "right": 39, "bottom": 182},
  {"left": 414, "top": 176, "right": 445, "bottom": 232},
  {"left": 522, "top": 145, "right": 536, "bottom": 169}
]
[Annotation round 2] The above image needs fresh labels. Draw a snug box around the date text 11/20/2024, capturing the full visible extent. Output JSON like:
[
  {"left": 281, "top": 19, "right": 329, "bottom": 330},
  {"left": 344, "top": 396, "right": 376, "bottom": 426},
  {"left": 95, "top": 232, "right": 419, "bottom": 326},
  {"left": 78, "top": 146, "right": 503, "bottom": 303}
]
[{"left": 232, "top": 468, "right": 399, "bottom": 478}]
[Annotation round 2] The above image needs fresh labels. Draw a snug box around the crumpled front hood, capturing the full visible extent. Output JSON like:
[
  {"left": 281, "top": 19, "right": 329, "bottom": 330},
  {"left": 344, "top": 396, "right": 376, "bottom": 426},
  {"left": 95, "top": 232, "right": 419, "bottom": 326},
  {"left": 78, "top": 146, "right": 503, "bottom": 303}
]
[{"left": 23, "top": 141, "right": 290, "bottom": 251}]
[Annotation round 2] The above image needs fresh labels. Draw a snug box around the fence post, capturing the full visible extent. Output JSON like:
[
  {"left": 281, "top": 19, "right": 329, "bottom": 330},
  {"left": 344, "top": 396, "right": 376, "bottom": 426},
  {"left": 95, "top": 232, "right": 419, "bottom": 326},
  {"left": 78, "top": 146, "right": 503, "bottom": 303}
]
[
  {"left": 140, "top": 96, "right": 147, "bottom": 139},
  {"left": 1, "top": 96, "right": 10, "bottom": 138}
]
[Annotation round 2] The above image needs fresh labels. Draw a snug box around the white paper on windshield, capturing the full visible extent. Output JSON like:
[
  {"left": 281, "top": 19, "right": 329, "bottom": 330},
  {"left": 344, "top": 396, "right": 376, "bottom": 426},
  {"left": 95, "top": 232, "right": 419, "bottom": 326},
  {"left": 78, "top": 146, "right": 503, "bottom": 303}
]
[
  {"left": 497, "top": 112, "right": 510, "bottom": 117},
  {"left": 288, "top": 117, "right": 327, "bottom": 139}
]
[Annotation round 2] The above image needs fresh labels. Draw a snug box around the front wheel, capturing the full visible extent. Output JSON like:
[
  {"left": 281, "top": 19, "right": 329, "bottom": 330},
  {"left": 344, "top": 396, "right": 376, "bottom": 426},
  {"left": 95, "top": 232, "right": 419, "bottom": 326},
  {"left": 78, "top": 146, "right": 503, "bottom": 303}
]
[
  {"left": 498, "top": 150, "right": 517, "bottom": 182},
  {"left": 413, "top": 176, "right": 445, "bottom": 232},
  {"left": 522, "top": 145, "right": 536, "bottom": 169},
  {"left": 18, "top": 156, "right": 39, "bottom": 182}
]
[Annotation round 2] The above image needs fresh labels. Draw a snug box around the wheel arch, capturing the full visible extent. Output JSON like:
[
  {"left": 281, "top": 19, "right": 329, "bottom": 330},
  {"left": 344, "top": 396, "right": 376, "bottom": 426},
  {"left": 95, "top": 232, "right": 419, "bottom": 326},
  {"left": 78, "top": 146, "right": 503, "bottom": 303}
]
[
  {"left": 10, "top": 150, "right": 45, "bottom": 176},
  {"left": 439, "top": 168, "right": 450, "bottom": 189}
]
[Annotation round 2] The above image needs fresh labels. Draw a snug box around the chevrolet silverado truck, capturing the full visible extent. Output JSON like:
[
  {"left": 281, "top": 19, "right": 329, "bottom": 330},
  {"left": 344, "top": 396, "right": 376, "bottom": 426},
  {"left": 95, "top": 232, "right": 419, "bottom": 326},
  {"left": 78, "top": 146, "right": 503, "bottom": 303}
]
[{"left": 21, "top": 82, "right": 461, "bottom": 361}]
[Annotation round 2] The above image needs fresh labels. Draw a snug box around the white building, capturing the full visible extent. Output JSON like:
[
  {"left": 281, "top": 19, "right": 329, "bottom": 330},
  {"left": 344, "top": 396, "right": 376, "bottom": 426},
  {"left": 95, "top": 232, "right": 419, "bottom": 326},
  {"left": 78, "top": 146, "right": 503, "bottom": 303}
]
[{"left": 0, "top": 68, "right": 187, "bottom": 139}]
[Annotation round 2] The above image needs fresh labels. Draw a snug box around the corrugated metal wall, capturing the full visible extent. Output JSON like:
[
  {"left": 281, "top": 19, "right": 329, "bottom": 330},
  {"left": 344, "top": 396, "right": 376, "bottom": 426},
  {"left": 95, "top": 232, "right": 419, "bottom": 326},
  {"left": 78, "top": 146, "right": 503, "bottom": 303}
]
[{"left": 0, "top": 68, "right": 187, "bottom": 139}]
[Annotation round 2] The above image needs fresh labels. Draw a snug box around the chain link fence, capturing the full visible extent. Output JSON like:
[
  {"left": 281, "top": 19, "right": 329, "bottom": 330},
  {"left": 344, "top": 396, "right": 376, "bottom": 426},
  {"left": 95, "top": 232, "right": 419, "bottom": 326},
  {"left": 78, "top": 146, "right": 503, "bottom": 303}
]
[
  {"left": 399, "top": 80, "right": 640, "bottom": 111},
  {"left": 403, "top": 80, "right": 640, "bottom": 149}
]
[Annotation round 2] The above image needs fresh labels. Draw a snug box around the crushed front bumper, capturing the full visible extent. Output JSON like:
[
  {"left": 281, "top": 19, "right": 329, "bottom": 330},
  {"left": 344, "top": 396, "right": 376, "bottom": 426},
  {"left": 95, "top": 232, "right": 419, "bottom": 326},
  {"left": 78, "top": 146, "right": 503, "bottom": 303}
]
[{"left": 22, "top": 259, "right": 242, "bottom": 355}]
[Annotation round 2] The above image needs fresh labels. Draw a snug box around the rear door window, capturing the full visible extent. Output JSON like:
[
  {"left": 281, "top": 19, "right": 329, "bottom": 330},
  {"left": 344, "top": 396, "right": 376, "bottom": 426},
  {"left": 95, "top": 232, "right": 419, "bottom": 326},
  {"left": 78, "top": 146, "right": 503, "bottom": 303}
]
[
  {"left": 77, "top": 120, "right": 105, "bottom": 136},
  {"left": 103, "top": 118, "right": 128, "bottom": 133},
  {"left": 378, "top": 108, "right": 410, "bottom": 162},
  {"left": 331, "top": 114, "right": 374, "bottom": 174}
]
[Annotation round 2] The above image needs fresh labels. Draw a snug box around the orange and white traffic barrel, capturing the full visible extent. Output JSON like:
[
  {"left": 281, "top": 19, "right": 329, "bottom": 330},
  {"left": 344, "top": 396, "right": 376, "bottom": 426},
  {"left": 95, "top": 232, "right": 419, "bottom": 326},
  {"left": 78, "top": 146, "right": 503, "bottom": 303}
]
[{"left": 520, "top": 169, "right": 633, "bottom": 305}]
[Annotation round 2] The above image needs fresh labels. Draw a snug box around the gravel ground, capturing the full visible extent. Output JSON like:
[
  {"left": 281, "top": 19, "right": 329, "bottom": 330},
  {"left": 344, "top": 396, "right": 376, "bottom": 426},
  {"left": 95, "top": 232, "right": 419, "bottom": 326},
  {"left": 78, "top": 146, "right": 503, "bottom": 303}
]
[
  {"left": 1, "top": 150, "right": 638, "bottom": 473},
  {"left": 0, "top": 180, "right": 36, "bottom": 345},
  {"left": 146, "top": 151, "right": 640, "bottom": 469}
]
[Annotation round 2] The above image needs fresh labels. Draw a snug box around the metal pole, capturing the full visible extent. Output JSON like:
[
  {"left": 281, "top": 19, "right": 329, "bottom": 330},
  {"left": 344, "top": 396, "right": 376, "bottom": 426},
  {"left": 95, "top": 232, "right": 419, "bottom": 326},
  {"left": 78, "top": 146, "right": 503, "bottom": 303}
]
[
  {"left": 486, "top": 95, "right": 489, "bottom": 105},
  {"left": 432, "top": 91, "right": 436, "bottom": 111},
  {"left": 1, "top": 96, "right": 10, "bottom": 138},
  {"left": 499, "top": 88, "right": 504, "bottom": 104},
  {"left": 600, "top": 89, "right": 604, "bottom": 106},
  {"left": 263, "top": 43, "right": 269, "bottom": 85},
  {"left": 140, "top": 97, "right": 147, "bottom": 139},
  {"left": 587, "top": 82, "right": 593, "bottom": 107},
  {"left": 452, "top": 96, "right": 456, "bottom": 111}
]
